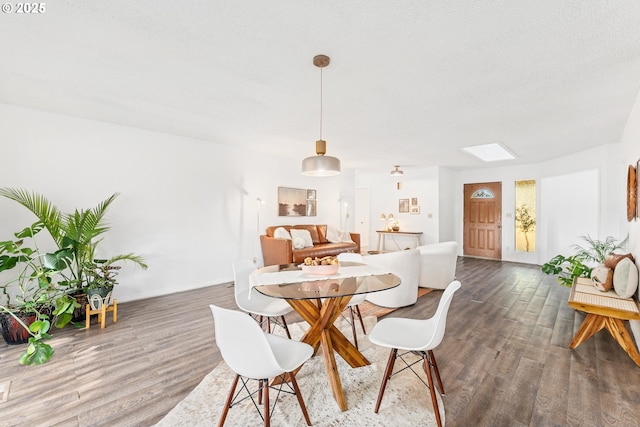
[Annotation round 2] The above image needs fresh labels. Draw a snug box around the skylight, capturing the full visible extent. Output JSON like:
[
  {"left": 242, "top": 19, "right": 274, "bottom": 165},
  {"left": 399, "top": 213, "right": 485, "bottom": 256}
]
[{"left": 462, "top": 143, "right": 516, "bottom": 162}]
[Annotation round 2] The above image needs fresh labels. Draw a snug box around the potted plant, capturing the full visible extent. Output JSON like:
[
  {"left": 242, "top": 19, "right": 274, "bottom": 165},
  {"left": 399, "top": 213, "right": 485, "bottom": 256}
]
[
  {"left": 0, "top": 188, "right": 147, "bottom": 318},
  {"left": 0, "top": 221, "right": 78, "bottom": 364},
  {"left": 515, "top": 204, "right": 536, "bottom": 252},
  {"left": 541, "top": 235, "right": 628, "bottom": 287}
]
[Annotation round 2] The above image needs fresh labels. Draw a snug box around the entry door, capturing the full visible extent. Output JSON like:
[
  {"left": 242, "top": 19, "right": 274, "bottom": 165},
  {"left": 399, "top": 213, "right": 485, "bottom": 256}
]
[{"left": 463, "top": 182, "right": 502, "bottom": 259}]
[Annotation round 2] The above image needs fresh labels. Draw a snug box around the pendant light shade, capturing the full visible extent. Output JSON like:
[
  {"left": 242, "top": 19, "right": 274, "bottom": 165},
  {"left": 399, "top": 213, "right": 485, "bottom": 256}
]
[
  {"left": 302, "top": 55, "right": 341, "bottom": 176},
  {"left": 302, "top": 140, "right": 341, "bottom": 176},
  {"left": 390, "top": 165, "right": 404, "bottom": 176}
]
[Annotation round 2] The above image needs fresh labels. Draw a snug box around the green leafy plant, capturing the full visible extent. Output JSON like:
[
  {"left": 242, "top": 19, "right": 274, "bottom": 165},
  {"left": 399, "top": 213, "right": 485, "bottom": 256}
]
[
  {"left": 0, "top": 188, "right": 148, "bottom": 294},
  {"left": 0, "top": 307, "right": 54, "bottom": 365},
  {"left": 541, "top": 235, "right": 628, "bottom": 287},
  {"left": 0, "top": 221, "right": 79, "bottom": 364}
]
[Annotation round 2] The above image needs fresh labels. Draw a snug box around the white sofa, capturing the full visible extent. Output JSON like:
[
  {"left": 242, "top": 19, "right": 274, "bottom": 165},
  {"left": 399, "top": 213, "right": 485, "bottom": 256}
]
[
  {"left": 364, "top": 249, "right": 420, "bottom": 308},
  {"left": 416, "top": 241, "right": 458, "bottom": 290}
]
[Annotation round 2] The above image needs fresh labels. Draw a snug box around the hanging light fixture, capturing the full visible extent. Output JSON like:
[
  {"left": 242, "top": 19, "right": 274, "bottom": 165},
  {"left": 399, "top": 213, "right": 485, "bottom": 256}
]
[
  {"left": 302, "top": 54, "right": 341, "bottom": 176},
  {"left": 390, "top": 165, "right": 403, "bottom": 176}
]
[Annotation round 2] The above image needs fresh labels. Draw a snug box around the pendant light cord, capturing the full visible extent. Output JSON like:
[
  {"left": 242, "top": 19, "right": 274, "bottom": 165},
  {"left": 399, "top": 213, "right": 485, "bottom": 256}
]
[{"left": 319, "top": 66, "right": 323, "bottom": 141}]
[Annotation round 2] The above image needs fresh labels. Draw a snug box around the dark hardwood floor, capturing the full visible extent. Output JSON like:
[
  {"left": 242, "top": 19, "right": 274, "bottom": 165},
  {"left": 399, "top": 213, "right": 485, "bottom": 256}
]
[{"left": 1, "top": 257, "right": 640, "bottom": 427}]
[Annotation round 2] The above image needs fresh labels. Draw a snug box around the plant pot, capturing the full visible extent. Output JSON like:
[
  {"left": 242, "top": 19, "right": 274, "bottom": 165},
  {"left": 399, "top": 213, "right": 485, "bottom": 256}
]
[
  {"left": 0, "top": 311, "right": 37, "bottom": 345},
  {"left": 87, "top": 286, "right": 114, "bottom": 310},
  {"left": 72, "top": 293, "right": 88, "bottom": 323}
]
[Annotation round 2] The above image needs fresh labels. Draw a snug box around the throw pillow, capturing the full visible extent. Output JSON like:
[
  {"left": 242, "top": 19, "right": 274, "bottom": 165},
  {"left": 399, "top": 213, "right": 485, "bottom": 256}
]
[
  {"left": 605, "top": 253, "right": 636, "bottom": 270},
  {"left": 290, "top": 229, "right": 313, "bottom": 248},
  {"left": 591, "top": 266, "right": 613, "bottom": 291},
  {"left": 273, "top": 227, "right": 291, "bottom": 240},
  {"left": 613, "top": 257, "right": 639, "bottom": 299},
  {"left": 326, "top": 224, "right": 342, "bottom": 243},
  {"left": 292, "top": 236, "right": 306, "bottom": 250}
]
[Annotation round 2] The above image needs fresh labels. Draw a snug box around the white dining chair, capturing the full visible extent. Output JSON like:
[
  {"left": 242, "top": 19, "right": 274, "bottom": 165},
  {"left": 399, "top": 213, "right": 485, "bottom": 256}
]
[
  {"left": 336, "top": 252, "right": 367, "bottom": 349},
  {"left": 368, "top": 280, "right": 461, "bottom": 427},
  {"left": 210, "top": 304, "right": 313, "bottom": 426},
  {"left": 233, "top": 260, "right": 293, "bottom": 338}
]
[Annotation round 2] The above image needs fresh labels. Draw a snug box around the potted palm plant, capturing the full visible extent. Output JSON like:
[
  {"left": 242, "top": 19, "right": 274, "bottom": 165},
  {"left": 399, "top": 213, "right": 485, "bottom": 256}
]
[{"left": 0, "top": 188, "right": 148, "bottom": 320}]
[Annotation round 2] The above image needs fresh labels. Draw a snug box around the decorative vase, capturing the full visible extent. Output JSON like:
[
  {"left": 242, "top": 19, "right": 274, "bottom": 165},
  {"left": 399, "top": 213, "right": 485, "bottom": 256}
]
[{"left": 392, "top": 226, "right": 400, "bottom": 232}]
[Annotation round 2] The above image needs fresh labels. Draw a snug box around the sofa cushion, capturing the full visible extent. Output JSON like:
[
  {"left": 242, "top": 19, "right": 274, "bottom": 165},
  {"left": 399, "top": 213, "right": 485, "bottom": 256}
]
[
  {"left": 273, "top": 227, "right": 291, "bottom": 240},
  {"left": 316, "top": 224, "right": 329, "bottom": 243},
  {"left": 290, "top": 229, "right": 313, "bottom": 249},
  {"left": 291, "top": 225, "right": 320, "bottom": 244},
  {"left": 613, "top": 257, "right": 639, "bottom": 299}
]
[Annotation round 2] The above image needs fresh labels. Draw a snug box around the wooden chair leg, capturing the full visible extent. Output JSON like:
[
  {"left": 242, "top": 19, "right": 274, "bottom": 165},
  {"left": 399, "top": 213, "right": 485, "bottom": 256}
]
[
  {"left": 349, "top": 307, "right": 359, "bottom": 349},
  {"left": 281, "top": 316, "right": 291, "bottom": 339},
  {"left": 354, "top": 305, "right": 366, "bottom": 335},
  {"left": 258, "top": 379, "right": 263, "bottom": 405},
  {"left": 218, "top": 374, "right": 240, "bottom": 427},
  {"left": 263, "top": 377, "right": 270, "bottom": 427},
  {"left": 428, "top": 350, "right": 444, "bottom": 394},
  {"left": 289, "top": 371, "right": 311, "bottom": 426},
  {"left": 374, "top": 348, "right": 398, "bottom": 413},
  {"left": 423, "top": 352, "right": 443, "bottom": 427},
  {"left": 266, "top": 317, "right": 272, "bottom": 334}
]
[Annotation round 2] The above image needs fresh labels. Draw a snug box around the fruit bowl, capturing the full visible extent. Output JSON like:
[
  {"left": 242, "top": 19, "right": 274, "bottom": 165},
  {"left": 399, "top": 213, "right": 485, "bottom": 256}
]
[{"left": 300, "top": 263, "right": 340, "bottom": 276}]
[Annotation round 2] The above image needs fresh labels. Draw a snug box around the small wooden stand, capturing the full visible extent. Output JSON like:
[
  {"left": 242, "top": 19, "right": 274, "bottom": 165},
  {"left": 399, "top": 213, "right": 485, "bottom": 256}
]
[{"left": 85, "top": 291, "right": 118, "bottom": 329}]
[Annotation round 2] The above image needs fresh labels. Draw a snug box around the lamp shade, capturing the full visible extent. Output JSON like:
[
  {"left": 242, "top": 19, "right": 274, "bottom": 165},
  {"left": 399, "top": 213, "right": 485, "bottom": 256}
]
[{"left": 302, "top": 155, "right": 341, "bottom": 176}]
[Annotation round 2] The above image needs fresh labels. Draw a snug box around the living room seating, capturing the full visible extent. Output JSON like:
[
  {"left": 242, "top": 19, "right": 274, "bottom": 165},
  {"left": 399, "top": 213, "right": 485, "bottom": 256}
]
[
  {"left": 209, "top": 304, "right": 313, "bottom": 426},
  {"left": 364, "top": 249, "right": 421, "bottom": 308},
  {"left": 416, "top": 241, "right": 458, "bottom": 289},
  {"left": 368, "top": 280, "right": 462, "bottom": 427},
  {"left": 260, "top": 224, "right": 360, "bottom": 266}
]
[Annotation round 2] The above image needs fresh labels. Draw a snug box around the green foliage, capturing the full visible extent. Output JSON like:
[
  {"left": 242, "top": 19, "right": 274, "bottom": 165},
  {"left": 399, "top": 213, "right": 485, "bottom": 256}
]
[
  {"left": 0, "top": 188, "right": 147, "bottom": 293},
  {"left": 541, "top": 235, "right": 627, "bottom": 287},
  {"left": 0, "top": 307, "right": 55, "bottom": 365}
]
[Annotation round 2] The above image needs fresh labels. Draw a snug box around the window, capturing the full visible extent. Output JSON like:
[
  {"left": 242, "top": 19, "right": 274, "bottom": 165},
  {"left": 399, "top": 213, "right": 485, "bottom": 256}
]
[{"left": 515, "top": 180, "right": 536, "bottom": 252}]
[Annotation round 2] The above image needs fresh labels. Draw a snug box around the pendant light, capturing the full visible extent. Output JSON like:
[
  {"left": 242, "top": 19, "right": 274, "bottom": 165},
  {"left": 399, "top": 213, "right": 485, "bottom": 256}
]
[
  {"left": 302, "top": 54, "right": 341, "bottom": 176},
  {"left": 390, "top": 165, "right": 403, "bottom": 176}
]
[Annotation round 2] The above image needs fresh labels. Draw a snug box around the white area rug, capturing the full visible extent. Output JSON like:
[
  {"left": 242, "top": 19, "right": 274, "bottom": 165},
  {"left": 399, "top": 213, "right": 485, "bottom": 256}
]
[{"left": 156, "top": 316, "right": 445, "bottom": 426}]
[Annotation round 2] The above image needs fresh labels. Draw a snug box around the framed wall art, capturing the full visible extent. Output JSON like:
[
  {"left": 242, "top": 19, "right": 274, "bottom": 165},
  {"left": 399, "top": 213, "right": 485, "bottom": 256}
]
[
  {"left": 399, "top": 198, "right": 409, "bottom": 213},
  {"left": 410, "top": 205, "right": 420, "bottom": 214},
  {"left": 411, "top": 197, "right": 418, "bottom": 206},
  {"left": 278, "top": 187, "right": 308, "bottom": 216}
]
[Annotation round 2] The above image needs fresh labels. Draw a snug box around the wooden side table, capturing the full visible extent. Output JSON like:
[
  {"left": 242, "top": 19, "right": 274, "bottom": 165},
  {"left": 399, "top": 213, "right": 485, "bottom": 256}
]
[
  {"left": 376, "top": 230, "right": 423, "bottom": 252},
  {"left": 568, "top": 277, "right": 640, "bottom": 367}
]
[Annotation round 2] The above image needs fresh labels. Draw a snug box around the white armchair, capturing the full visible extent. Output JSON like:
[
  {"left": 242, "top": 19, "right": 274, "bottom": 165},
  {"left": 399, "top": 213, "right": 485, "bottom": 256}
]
[
  {"left": 364, "top": 249, "right": 420, "bottom": 308},
  {"left": 416, "top": 241, "right": 458, "bottom": 290}
]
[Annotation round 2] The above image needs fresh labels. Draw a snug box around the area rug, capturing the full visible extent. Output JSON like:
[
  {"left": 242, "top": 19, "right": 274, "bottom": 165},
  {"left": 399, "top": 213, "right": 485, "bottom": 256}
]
[{"left": 156, "top": 316, "right": 444, "bottom": 426}]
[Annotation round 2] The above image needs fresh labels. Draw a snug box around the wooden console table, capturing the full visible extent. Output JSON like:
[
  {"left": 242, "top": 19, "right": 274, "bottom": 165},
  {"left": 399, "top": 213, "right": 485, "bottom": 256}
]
[
  {"left": 568, "top": 277, "right": 640, "bottom": 367},
  {"left": 376, "top": 230, "right": 423, "bottom": 252}
]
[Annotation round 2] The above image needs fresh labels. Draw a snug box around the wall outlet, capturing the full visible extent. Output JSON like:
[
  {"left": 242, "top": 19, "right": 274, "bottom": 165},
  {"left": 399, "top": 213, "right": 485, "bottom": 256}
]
[
  {"left": 428, "top": 213, "right": 433, "bottom": 218},
  {"left": 252, "top": 257, "right": 257, "bottom": 264}
]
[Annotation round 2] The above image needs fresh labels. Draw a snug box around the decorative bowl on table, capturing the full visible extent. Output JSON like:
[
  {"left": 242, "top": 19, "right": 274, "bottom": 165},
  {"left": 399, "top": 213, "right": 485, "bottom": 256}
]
[{"left": 300, "top": 263, "right": 340, "bottom": 276}]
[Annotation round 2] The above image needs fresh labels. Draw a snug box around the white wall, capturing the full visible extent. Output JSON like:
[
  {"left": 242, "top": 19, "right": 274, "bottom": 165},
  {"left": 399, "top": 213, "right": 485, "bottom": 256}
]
[
  {"left": 356, "top": 167, "right": 441, "bottom": 251},
  {"left": 0, "top": 104, "right": 356, "bottom": 302},
  {"left": 454, "top": 144, "right": 625, "bottom": 264}
]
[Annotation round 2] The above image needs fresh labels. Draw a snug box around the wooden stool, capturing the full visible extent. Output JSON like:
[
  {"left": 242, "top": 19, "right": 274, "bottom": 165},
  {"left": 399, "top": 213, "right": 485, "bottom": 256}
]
[{"left": 85, "top": 291, "right": 118, "bottom": 329}]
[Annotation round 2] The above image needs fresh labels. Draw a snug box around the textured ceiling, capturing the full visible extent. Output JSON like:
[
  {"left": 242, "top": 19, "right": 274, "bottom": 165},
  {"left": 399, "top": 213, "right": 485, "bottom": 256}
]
[{"left": 2, "top": 1, "right": 640, "bottom": 172}]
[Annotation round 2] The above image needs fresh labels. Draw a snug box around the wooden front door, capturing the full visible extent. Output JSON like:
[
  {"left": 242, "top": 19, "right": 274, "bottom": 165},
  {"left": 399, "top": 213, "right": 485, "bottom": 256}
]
[{"left": 464, "top": 182, "right": 502, "bottom": 259}]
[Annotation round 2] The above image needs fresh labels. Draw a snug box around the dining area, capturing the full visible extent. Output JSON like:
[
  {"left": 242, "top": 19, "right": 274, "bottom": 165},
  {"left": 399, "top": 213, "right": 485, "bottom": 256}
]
[{"left": 208, "top": 253, "right": 460, "bottom": 427}]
